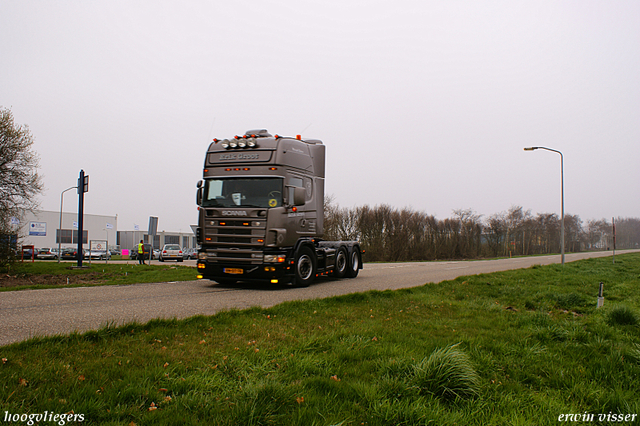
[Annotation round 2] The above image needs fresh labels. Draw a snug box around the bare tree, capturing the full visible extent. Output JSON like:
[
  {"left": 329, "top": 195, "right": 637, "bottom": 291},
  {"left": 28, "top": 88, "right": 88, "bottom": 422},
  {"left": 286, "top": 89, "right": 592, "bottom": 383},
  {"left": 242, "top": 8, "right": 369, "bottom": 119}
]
[
  {"left": 453, "top": 209, "right": 483, "bottom": 258},
  {"left": 563, "top": 214, "right": 584, "bottom": 253},
  {"left": 1, "top": 107, "right": 43, "bottom": 264},
  {"left": 484, "top": 212, "right": 507, "bottom": 257},
  {"left": 615, "top": 217, "right": 640, "bottom": 249}
]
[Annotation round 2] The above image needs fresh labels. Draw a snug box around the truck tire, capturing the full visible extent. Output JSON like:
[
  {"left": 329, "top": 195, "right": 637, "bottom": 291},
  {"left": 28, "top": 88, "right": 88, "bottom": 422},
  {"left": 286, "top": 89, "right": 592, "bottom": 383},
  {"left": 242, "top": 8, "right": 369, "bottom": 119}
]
[
  {"left": 333, "top": 246, "right": 348, "bottom": 278},
  {"left": 293, "top": 246, "right": 316, "bottom": 287},
  {"left": 345, "top": 247, "right": 360, "bottom": 278}
]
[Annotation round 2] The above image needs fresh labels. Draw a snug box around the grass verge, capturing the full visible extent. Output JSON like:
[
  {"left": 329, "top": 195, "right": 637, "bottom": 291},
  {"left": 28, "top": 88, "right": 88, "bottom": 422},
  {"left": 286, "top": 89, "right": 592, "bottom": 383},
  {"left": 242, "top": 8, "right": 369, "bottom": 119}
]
[
  {"left": 0, "top": 261, "right": 197, "bottom": 291},
  {"left": 1, "top": 254, "right": 639, "bottom": 425}
]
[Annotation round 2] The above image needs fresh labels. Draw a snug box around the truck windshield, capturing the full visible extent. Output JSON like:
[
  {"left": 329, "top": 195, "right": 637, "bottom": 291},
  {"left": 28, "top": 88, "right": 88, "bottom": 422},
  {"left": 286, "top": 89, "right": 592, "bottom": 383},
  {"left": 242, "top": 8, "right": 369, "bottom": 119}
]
[{"left": 202, "top": 178, "right": 284, "bottom": 208}]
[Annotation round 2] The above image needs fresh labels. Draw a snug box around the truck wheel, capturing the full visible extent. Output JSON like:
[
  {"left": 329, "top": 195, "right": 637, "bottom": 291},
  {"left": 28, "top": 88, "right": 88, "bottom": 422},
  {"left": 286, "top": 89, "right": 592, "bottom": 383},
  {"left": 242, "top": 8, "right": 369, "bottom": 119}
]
[
  {"left": 333, "top": 247, "right": 348, "bottom": 278},
  {"left": 293, "top": 246, "right": 316, "bottom": 287},
  {"left": 345, "top": 247, "right": 360, "bottom": 278}
]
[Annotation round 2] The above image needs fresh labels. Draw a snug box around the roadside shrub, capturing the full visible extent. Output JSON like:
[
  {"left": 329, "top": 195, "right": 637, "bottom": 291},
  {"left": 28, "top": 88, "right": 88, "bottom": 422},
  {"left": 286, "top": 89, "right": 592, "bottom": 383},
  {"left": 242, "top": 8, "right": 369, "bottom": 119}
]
[
  {"left": 607, "top": 306, "right": 639, "bottom": 326},
  {"left": 411, "top": 343, "right": 480, "bottom": 401}
]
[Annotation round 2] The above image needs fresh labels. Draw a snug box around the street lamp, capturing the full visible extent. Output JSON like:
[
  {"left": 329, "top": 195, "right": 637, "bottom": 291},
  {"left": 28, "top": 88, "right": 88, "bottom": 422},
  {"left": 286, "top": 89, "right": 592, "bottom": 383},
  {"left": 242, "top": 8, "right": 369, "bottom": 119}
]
[
  {"left": 58, "top": 186, "right": 77, "bottom": 263},
  {"left": 524, "top": 146, "right": 564, "bottom": 266}
]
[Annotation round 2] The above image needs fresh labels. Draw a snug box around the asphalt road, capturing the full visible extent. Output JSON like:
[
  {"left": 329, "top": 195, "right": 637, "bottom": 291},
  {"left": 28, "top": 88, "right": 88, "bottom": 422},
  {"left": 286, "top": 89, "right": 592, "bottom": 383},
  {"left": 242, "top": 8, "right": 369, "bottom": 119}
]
[{"left": 1, "top": 250, "right": 636, "bottom": 347}]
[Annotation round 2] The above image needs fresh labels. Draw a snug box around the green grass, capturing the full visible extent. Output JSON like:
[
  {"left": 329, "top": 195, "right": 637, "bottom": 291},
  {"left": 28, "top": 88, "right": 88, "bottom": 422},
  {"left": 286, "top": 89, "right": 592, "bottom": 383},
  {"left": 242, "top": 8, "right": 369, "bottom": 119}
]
[
  {"left": 1, "top": 254, "right": 639, "bottom": 425},
  {"left": 0, "top": 261, "right": 197, "bottom": 291}
]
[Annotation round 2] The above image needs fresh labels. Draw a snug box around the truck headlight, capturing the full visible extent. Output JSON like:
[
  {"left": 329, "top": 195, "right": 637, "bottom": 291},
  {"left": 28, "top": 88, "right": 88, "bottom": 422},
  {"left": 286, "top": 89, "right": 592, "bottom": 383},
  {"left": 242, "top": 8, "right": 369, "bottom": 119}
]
[
  {"left": 198, "top": 252, "right": 207, "bottom": 260},
  {"left": 264, "top": 254, "right": 286, "bottom": 263}
]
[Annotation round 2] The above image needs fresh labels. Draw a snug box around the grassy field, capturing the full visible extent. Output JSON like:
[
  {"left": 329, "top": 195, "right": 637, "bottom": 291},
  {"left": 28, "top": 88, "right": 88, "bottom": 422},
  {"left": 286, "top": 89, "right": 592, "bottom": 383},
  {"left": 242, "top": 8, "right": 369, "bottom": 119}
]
[
  {"left": 1, "top": 254, "right": 639, "bottom": 425},
  {"left": 0, "top": 260, "right": 197, "bottom": 291}
]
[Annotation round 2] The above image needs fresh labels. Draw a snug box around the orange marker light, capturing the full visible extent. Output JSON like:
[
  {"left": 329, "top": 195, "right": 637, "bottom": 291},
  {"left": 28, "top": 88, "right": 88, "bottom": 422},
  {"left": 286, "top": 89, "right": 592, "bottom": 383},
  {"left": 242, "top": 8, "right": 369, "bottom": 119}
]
[{"left": 292, "top": 207, "right": 297, "bottom": 212}]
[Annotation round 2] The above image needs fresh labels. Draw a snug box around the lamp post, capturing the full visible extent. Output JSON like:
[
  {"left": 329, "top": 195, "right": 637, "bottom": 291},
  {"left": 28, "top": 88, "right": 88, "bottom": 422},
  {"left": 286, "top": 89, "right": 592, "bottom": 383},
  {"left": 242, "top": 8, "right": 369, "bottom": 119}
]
[
  {"left": 58, "top": 186, "right": 78, "bottom": 263},
  {"left": 524, "top": 146, "right": 564, "bottom": 266}
]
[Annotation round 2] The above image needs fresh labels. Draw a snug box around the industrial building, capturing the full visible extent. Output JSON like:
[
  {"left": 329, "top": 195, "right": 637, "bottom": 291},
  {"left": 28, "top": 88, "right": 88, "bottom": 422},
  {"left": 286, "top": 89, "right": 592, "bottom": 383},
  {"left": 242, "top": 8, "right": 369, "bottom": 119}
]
[{"left": 14, "top": 210, "right": 196, "bottom": 252}]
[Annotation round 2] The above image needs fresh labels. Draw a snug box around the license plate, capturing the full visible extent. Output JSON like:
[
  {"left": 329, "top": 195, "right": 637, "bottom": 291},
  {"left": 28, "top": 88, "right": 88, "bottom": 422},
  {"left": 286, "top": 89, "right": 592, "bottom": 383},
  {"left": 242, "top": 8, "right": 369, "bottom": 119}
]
[{"left": 224, "top": 268, "right": 243, "bottom": 275}]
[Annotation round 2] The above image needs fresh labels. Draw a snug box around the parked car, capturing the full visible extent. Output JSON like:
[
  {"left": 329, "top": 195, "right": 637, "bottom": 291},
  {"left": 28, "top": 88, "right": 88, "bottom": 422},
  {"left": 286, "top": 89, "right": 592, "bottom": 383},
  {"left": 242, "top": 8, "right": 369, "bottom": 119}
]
[
  {"left": 60, "top": 248, "right": 82, "bottom": 260},
  {"left": 110, "top": 248, "right": 122, "bottom": 256},
  {"left": 84, "top": 249, "right": 111, "bottom": 260},
  {"left": 183, "top": 248, "right": 197, "bottom": 259},
  {"left": 159, "top": 244, "right": 183, "bottom": 262},
  {"left": 37, "top": 248, "right": 57, "bottom": 260}
]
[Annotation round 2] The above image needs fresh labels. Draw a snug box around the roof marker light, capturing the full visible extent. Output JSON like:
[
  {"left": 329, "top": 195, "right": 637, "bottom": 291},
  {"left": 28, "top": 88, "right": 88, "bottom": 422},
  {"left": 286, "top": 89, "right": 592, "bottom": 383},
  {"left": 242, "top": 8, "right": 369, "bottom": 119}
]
[{"left": 296, "top": 135, "right": 301, "bottom": 140}]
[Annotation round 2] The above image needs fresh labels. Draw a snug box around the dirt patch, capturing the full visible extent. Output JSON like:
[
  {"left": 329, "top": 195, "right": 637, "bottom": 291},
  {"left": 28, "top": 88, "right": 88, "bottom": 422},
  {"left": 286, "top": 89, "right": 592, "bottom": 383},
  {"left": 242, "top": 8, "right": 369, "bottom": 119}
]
[{"left": 0, "top": 273, "right": 107, "bottom": 289}]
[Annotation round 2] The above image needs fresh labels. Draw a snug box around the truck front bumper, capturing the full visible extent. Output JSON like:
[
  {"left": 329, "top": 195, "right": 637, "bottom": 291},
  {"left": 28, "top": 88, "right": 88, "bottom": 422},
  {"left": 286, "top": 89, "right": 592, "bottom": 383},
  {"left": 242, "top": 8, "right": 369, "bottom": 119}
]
[{"left": 197, "top": 261, "right": 293, "bottom": 284}]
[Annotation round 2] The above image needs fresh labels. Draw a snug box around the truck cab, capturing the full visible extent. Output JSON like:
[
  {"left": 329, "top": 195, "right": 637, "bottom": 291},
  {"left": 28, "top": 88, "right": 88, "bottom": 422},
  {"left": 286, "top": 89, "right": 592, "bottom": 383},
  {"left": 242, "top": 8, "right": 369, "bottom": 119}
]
[{"left": 196, "top": 130, "right": 362, "bottom": 286}]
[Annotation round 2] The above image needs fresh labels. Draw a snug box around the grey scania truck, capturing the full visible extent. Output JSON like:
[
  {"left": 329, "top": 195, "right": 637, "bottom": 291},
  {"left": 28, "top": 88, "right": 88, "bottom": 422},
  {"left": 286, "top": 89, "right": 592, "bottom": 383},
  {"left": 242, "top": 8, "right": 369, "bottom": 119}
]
[{"left": 195, "top": 129, "right": 362, "bottom": 286}]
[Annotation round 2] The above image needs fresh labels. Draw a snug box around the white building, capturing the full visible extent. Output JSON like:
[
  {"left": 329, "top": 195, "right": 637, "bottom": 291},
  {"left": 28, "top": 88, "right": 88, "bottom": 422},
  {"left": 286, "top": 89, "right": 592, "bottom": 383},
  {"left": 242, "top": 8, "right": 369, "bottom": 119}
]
[
  {"left": 16, "top": 210, "right": 117, "bottom": 251},
  {"left": 15, "top": 210, "right": 196, "bottom": 251}
]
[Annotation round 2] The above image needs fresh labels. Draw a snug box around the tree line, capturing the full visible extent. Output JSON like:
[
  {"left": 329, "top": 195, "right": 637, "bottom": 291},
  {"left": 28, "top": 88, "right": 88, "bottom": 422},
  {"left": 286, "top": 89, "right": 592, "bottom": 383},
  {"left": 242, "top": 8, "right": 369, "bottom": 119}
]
[{"left": 323, "top": 198, "right": 640, "bottom": 262}]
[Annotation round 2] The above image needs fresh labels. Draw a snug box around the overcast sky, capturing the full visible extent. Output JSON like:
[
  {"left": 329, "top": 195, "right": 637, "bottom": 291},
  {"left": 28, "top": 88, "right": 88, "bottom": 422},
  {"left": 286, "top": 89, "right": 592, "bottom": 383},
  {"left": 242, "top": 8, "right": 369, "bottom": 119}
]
[{"left": 2, "top": 1, "right": 639, "bottom": 232}]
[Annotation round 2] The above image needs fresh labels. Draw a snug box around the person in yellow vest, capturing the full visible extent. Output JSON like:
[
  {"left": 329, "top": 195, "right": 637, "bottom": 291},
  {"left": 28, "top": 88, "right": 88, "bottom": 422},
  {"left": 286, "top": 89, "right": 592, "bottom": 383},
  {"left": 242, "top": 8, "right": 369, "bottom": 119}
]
[{"left": 137, "top": 240, "right": 145, "bottom": 265}]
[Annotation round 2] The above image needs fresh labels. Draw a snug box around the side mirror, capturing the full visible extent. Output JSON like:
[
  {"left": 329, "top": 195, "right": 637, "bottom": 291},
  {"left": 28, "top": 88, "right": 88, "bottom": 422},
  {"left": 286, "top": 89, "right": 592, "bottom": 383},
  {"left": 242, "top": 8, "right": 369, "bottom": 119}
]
[
  {"left": 293, "top": 187, "right": 306, "bottom": 206},
  {"left": 196, "top": 180, "right": 203, "bottom": 206}
]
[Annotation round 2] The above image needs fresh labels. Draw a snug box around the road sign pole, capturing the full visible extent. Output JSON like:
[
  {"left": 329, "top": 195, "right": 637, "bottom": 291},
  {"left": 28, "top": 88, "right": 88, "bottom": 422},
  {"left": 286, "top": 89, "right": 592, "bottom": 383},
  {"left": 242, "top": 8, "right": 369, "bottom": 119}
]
[{"left": 148, "top": 216, "right": 158, "bottom": 265}]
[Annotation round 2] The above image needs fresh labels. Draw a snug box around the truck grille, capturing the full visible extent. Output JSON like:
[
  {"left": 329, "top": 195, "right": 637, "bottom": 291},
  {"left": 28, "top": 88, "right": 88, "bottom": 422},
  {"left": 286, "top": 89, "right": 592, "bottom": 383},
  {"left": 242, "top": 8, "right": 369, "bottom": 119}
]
[{"left": 203, "top": 214, "right": 266, "bottom": 263}]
